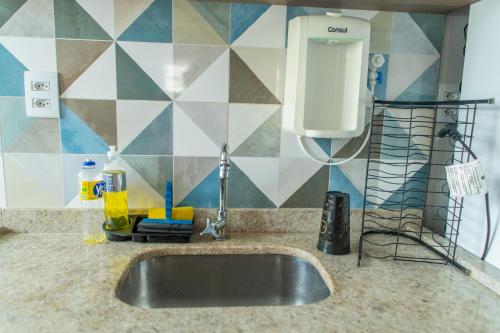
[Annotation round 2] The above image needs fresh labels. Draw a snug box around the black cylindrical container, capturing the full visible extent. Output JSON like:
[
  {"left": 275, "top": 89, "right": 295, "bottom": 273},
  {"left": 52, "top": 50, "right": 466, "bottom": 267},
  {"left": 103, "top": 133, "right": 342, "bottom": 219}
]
[{"left": 317, "top": 191, "right": 350, "bottom": 255}]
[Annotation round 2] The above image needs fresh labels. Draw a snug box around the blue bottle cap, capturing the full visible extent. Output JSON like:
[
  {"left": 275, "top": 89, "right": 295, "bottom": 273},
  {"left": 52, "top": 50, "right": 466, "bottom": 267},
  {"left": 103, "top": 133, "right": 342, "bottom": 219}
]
[{"left": 83, "top": 159, "right": 96, "bottom": 167}]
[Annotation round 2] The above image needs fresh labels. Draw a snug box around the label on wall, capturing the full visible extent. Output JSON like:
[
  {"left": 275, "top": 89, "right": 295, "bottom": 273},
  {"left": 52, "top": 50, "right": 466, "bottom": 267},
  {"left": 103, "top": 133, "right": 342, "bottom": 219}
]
[{"left": 445, "top": 160, "right": 488, "bottom": 197}]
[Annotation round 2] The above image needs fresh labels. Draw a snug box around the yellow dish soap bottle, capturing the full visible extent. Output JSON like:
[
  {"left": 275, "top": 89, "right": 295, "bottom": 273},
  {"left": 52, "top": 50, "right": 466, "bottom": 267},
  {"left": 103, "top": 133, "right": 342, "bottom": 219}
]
[{"left": 103, "top": 146, "right": 129, "bottom": 231}]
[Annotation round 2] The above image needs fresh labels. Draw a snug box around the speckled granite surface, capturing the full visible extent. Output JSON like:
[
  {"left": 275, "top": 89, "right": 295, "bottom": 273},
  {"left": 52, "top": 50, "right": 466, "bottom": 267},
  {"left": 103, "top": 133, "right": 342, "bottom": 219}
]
[{"left": 1, "top": 231, "right": 499, "bottom": 333}]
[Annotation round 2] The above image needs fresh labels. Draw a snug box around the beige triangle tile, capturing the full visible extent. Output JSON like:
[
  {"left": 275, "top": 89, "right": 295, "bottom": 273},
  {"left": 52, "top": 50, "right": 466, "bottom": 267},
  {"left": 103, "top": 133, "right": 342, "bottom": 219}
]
[
  {"left": 114, "top": 0, "right": 153, "bottom": 37},
  {"left": 61, "top": 44, "right": 116, "bottom": 100},
  {"left": 173, "top": 0, "right": 224, "bottom": 45},
  {"left": 56, "top": 39, "right": 113, "bottom": 93},
  {"left": 61, "top": 99, "right": 117, "bottom": 147}
]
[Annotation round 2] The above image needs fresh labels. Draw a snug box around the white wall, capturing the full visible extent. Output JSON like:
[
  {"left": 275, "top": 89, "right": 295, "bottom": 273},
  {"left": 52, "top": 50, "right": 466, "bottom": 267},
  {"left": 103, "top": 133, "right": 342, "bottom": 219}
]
[{"left": 460, "top": 0, "right": 500, "bottom": 268}]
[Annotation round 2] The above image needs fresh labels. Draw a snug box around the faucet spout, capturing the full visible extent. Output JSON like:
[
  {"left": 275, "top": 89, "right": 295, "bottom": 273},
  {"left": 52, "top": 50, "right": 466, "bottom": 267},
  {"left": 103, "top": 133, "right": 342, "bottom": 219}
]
[{"left": 200, "top": 143, "right": 230, "bottom": 240}]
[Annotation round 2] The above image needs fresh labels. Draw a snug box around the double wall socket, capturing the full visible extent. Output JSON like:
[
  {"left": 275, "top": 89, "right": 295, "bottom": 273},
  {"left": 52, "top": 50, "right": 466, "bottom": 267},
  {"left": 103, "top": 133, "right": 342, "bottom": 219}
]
[{"left": 24, "top": 72, "right": 60, "bottom": 118}]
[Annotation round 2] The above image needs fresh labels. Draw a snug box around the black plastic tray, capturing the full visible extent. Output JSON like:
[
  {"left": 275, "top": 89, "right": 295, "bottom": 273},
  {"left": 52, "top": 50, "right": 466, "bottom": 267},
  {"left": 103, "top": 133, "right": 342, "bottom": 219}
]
[{"left": 104, "top": 215, "right": 194, "bottom": 243}]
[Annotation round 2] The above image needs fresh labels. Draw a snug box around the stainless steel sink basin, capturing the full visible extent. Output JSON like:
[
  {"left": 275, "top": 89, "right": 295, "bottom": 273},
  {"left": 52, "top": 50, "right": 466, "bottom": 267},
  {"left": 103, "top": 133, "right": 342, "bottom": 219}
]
[{"left": 116, "top": 254, "right": 331, "bottom": 308}]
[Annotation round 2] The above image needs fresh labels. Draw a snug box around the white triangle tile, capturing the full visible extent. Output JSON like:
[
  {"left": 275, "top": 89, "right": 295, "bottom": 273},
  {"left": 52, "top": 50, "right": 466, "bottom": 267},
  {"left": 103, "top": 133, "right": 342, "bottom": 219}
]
[
  {"left": 114, "top": 0, "right": 153, "bottom": 37},
  {"left": 233, "top": 47, "right": 285, "bottom": 103},
  {"left": 118, "top": 41, "right": 174, "bottom": 97},
  {"left": 0, "top": 36, "right": 56, "bottom": 71},
  {"left": 122, "top": 158, "right": 164, "bottom": 209},
  {"left": 340, "top": 9, "right": 378, "bottom": 21},
  {"left": 232, "top": 5, "right": 286, "bottom": 48},
  {"left": 177, "top": 49, "right": 229, "bottom": 102},
  {"left": 386, "top": 53, "right": 439, "bottom": 100},
  {"left": 0, "top": 0, "right": 54, "bottom": 38},
  {"left": 228, "top": 104, "right": 280, "bottom": 152},
  {"left": 0, "top": 156, "right": 5, "bottom": 208},
  {"left": 173, "top": 103, "right": 220, "bottom": 156},
  {"left": 117, "top": 100, "right": 170, "bottom": 152},
  {"left": 4, "top": 154, "right": 63, "bottom": 208},
  {"left": 232, "top": 157, "right": 279, "bottom": 206},
  {"left": 278, "top": 158, "right": 323, "bottom": 206},
  {"left": 62, "top": 44, "right": 116, "bottom": 100},
  {"left": 76, "top": 0, "right": 114, "bottom": 37},
  {"left": 65, "top": 194, "right": 81, "bottom": 208},
  {"left": 280, "top": 129, "right": 329, "bottom": 159}
]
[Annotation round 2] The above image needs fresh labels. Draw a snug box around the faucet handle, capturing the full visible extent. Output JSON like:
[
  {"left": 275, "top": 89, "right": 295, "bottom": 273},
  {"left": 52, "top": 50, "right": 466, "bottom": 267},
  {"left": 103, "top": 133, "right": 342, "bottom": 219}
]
[{"left": 200, "top": 218, "right": 217, "bottom": 237}]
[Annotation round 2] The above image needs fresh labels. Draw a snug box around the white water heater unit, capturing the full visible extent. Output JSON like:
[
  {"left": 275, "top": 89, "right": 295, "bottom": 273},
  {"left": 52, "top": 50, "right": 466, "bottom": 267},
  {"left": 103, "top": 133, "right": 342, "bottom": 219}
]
[{"left": 283, "top": 14, "right": 370, "bottom": 139}]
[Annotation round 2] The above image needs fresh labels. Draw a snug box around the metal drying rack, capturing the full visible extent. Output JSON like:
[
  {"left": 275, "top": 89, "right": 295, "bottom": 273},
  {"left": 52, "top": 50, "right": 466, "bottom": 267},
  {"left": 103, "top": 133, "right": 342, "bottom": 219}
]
[{"left": 358, "top": 98, "right": 494, "bottom": 274}]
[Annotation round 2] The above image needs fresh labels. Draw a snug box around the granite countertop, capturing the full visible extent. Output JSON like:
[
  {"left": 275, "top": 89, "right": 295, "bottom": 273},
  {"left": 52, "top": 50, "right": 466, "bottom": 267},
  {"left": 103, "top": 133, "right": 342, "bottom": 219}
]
[{"left": 1, "top": 230, "right": 499, "bottom": 333}]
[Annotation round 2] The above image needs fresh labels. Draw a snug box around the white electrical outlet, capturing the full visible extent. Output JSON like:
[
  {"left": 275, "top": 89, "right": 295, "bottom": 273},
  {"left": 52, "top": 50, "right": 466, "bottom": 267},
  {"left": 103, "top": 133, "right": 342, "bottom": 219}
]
[
  {"left": 31, "top": 81, "right": 50, "bottom": 91},
  {"left": 32, "top": 99, "right": 52, "bottom": 109},
  {"left": 24, "top": 72, "right": 60, "bottom": 118}
]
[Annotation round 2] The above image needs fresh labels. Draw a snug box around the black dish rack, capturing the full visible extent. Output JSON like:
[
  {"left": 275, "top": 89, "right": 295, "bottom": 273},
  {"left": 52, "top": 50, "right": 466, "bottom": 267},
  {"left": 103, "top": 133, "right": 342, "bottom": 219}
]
[{"left": 358, "top": 99, "right": 493, "bottom": 273}]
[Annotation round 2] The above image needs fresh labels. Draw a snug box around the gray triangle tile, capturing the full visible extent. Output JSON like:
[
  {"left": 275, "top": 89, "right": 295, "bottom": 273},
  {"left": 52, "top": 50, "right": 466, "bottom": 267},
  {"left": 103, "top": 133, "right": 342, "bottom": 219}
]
[
  {"left": 116, "top": 44, "right": 171, "bottom": 101},
  {"left": 0, "top": 0, "right": 26, "bottom": 28},
  {"left": 176, "top": 102, "right": 227, "bottom": 147},
  {"left": 333, "top": 124, "right": 370, "bottom": 159},
  {"left": 121, "top": 155, "right": 173, "bottom": 197},
  {"left": 0, "top": 0, "right": 54, "bottom": 37},
  {"left": 54, "top": 0, "right": 111, "bottom": 40},
  {"left": 122, "top": 104, "right": 173, "bottom": 155},
  {"left": 228, "top": 160, "right": 276, "bottom": 208},
  {"left": 232, "top": 109, "right": 281, "bottom": 157},
  {"left": 280, "top": 166, "right": 329, "bottom": 208}
]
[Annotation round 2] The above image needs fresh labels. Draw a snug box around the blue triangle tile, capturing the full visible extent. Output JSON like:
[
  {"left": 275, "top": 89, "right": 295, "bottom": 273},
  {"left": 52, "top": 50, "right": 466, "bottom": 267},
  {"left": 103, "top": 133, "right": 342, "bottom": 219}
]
[
  {"left": 121, "top": 104, "right": 173, "bottom": 155},
  {"left": 0, "top": 43, "right": 27, "bottom": 96},
  {"left": 228, "top": 161, "right": 276, "bottom": 208},
  {"left": 313, "top": 138, "right": 332, "bottom": 156},
  {"left": 409, "top": 13, "right": 445, "bottom": 52},
  {"left": 329, "top": 166, "right": 367, "bottom": 209},
  {"left": 118, "top": 0, "right": 172, "bottom": 42},
  {"left": 380, "top": 165, "right": 429, "bottom": 209},
  {"left": 396, "top": 61, "right": 439, "bottom": 102},
  {"left": 60, "top": 102, "right": 109, "bottom": 154},
  {"left": 286, "top": 6, "right": 307, "bottom": 22},
  {"left": 230, "top": 3, "right": 269, "bottom": 43},
  {"left": 178, "top": 167, "right": 219, "bottom": 208}
]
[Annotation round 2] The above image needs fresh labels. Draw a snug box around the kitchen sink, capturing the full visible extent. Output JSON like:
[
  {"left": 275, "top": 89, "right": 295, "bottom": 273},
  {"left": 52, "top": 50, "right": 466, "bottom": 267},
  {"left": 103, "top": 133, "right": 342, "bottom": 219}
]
[{"left": 116, "top": 254, "right": 332, "bottom": 308}]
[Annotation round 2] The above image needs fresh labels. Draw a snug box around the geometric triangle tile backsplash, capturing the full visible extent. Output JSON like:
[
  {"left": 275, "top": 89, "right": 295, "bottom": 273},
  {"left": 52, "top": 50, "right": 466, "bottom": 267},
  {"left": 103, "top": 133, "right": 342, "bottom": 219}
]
[{"left": 0, "top": 0, "right": 445, "bottom": 208}]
